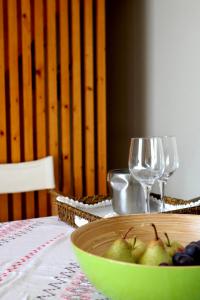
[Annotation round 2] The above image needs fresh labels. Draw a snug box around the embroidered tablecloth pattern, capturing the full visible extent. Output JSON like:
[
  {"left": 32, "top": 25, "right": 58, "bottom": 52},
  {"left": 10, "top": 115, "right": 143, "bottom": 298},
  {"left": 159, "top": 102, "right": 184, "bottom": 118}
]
[{"left": 0, "top": 216, "right": 108, "bottom": 300}]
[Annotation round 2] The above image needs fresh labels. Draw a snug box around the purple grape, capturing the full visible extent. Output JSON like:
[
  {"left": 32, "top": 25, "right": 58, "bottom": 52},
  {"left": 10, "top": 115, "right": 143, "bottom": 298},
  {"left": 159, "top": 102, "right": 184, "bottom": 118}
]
[
  {"left": 194, "top": 240, "right": 200, "bottom": 247},
  {"left": 187, "top": 241, "right": 200, "bottom": 248},
  {"left": 184, "top": 243, "right": 200, "bottom": 258},
  {"left": 185, "top": 243, "right": 200, "bottom": 263},
  {"left": 173, "top": 252, "right": 195, "bottom": 266}
]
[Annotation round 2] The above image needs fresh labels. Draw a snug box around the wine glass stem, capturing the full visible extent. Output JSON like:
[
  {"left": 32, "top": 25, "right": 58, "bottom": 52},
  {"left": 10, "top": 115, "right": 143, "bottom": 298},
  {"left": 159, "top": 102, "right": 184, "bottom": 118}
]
[
  {"left": 142, "top": 185, "right": 151, "bottom": 213},
  {"left": 159, "top": 180, "right": 166, "bottom": 212}
]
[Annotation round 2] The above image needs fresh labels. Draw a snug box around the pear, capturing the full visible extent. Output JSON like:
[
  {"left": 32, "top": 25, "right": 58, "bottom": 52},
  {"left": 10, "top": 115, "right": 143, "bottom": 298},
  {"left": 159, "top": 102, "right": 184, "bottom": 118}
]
[
  {"left": 139, "top": 223, "right": 172, "bottom": 266},
  {"left": 127, "top": 236, "right": 146, "bottom": 262},
  {"left": 104, "top": 227, "right": 135, "bottom": 263},
  {"left": 164, "top": 232, "right": 184, "bottom": 257}
]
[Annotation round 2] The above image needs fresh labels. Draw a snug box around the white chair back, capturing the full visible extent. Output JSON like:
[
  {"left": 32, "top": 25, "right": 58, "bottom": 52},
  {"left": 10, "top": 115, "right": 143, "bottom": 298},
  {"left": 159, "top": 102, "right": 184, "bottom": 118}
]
[{"left": 0, "top": 156, "right": 55, "bottom": 194}]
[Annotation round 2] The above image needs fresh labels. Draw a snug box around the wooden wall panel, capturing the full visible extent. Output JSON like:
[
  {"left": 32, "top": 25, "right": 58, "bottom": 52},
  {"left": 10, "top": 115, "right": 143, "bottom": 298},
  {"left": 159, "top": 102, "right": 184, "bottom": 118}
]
[
  {"left": 71, "top": 0, "right": 83, "bottom": 197},
  {"left": 0, "top": 0, "right": 107, "bottom": 221},
  {"left": 7, "top": 0, "right": 22, "bottom": 220},
  {"left": 21, "top": 0, "right": 35, "bottom": 218},
  {"left": 96, "top": 0, "right": 107, "bottom": 194},
  {"left": 34, "top": 0, "right": 48, "bottom": 217},
  {"left": 59, "top": 0, "right": 72, "bottom": 195},
  {"left": 46, "top": 0, "right": 59, "bottom": 215},
  {"left": 0, "top": 0, "right": 8, "bottom": 221},
  {"left": 84, "top": 0, "right": 95, "bottom": 195}
]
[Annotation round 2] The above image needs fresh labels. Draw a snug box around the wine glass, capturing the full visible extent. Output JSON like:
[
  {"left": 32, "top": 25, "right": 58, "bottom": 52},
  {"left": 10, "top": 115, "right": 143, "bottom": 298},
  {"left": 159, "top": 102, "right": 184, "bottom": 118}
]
[
  {"left": 128, "top": 137, "right": 165, "bottom": 213},
  {"left": 158, "top": 136, "right": 179, "bottom": 212}
]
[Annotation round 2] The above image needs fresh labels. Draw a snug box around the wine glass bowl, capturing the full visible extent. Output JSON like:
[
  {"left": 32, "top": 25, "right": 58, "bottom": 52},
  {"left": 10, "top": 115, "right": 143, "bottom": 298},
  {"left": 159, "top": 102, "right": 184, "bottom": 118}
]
[
  {"left": 161, "top": 136, "right": 179, "bottom": 181},
  {"left": 128, "top": 137, "right": 165, "bottom": 213},
  {"left": 158, "top": 136, "right": 179, "bottom": 211}
]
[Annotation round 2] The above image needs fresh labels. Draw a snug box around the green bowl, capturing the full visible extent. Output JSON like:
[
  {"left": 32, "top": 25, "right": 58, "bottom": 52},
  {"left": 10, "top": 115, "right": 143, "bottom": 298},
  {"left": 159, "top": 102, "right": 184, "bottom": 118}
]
[{"left": 71, "top": 213, "right": 200, "bottom": 300}]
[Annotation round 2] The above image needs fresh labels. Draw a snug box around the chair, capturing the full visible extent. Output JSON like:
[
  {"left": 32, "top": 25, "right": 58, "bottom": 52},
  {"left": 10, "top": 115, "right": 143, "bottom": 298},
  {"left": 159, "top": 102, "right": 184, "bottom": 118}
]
[{"left": 0, "top": 156, "right": 56, "bottom": 221}]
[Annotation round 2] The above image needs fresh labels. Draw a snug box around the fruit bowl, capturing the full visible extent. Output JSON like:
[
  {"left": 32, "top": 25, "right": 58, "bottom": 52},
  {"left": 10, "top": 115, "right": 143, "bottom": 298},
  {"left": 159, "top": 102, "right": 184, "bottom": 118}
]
[{"left": 71, "top": 214, "right": 200, "bottom": 300}]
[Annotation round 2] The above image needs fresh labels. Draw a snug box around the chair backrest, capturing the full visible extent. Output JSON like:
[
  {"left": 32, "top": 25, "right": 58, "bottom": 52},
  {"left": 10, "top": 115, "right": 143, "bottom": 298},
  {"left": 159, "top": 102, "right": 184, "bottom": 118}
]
[
  {"left": 0, "top": 156, "right": 55, "bottom": 194},
  {"left": 0, "top": 156, "right": 56, "bottom": 221}
]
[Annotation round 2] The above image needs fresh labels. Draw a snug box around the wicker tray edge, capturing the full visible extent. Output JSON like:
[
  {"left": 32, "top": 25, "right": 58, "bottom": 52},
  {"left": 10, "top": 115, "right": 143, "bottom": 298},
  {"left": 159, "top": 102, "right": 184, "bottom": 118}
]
[{"left": 56, "top": 194, "right": 200, "bottom": 228}]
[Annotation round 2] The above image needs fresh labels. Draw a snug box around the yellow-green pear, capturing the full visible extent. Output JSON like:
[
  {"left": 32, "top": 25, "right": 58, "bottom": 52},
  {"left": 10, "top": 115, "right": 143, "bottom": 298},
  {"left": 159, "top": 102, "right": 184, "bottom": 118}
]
[
  {"left": 164, "top": 232, "right": 184, "bottom": 257},
  {"left": 139, "top": 224, "right": 172, "bottom": 266},
  {"left": 127, "top": 236, "right": 146, "bottom": 262},
  {"left": 104, "top": 227, "right": 135, "bottom": 263}
]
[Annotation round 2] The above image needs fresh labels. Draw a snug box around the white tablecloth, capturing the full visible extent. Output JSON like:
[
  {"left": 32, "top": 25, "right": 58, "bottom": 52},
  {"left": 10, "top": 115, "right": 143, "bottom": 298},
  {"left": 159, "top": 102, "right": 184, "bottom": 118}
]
[{"left": 0, "top": 216, "right": 108, "bottom": 300}]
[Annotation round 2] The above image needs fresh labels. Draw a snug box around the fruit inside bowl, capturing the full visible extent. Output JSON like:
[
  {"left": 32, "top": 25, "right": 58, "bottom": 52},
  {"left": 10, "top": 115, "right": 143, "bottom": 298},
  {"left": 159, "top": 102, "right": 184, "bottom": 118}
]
[{"left": 71, "top": 213, "right": 200, "bottom": 300}]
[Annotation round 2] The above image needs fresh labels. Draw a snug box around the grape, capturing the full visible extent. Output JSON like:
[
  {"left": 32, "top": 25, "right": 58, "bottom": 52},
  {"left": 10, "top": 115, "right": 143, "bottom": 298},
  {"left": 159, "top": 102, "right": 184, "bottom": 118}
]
[
  {"left": 194, "top": 240, "right": 200, "bottom": 247},
  {"left": 173, "top": 252, "right": 195, "bottom": 266},
  {"left": 185, "top": 243, "right": 200, "bottom": 264},
  {"left": 187, "top": 240, "right": 200, "bottom": 248},
  {"left": 184, "top": 243, "right": 200, "bottom": 260}
]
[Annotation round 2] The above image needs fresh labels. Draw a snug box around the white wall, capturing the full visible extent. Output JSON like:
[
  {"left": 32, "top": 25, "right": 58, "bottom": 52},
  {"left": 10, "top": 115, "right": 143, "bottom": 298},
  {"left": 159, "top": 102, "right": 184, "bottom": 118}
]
[{"left": 107, "top": 0, "right": 200, "bottom": 199}]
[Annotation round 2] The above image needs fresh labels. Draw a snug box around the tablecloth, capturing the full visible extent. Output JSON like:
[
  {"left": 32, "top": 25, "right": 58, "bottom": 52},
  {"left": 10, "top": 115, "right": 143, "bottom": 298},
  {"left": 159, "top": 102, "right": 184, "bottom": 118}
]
[{"left": 0, "top": 216, "right": 108, "bottom": 300}]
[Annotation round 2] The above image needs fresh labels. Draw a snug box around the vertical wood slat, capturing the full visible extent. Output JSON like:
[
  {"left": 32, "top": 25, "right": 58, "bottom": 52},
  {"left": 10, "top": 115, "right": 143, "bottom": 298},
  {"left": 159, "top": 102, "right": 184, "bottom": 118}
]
[
  {"left": 84, "top": 0, "right": 95, "bottom": 195},
  {"left": 59, "top": 0, "right": 72, "bottom": 195},
  {"left": 34, "top": 0, "right": 48, "bottom": 216},
  {"left": 46, "top": 0, "right": 58, "bottom": 214},
  {"left": 0, "top": 0, "right": 8, "bottom": 221},
  {"left": 96, "top": 0, "right": 107, "bottom": 194},
  {"left": 7, "top": 0, "right": 22, "bottom": 220},
  {"left": 21, "top": 0, "right": 35, "bottom": 219},
  {"left": 71, "top": 0, "right": 83, "bottom": 197}
]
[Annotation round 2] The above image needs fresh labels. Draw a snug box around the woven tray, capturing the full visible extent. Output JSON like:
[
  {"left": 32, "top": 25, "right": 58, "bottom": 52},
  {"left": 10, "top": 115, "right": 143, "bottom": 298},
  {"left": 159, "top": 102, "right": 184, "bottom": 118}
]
[
  {"left": 56, "top": 193, "right": 200, "bottom": 228},
  {"left": 56, "top": 195, "right": 108, "bottom": 228}
]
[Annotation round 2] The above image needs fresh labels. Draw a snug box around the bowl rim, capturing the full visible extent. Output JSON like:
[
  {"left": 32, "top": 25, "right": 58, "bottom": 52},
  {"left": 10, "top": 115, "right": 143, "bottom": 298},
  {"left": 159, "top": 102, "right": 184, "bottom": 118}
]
[{"left": 71, "top": 213, "right": 200, "bottom": 269}]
